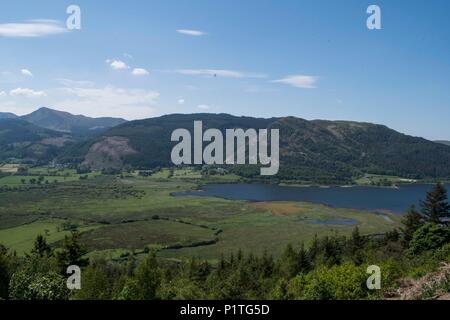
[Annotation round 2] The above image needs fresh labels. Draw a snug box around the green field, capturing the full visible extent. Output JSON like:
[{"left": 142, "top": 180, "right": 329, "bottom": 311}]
[
  {"left": 354, "top": 173, "right": 417, "bottom": 186},
  {"left": 0, "top": 219, "right": 100, "bottom": 255},
  {"left": 0, "top": 167, "right": 102, "bottom": 187},
  {"left": 0, "top": 167, "right": 401, "bottom": 261}
]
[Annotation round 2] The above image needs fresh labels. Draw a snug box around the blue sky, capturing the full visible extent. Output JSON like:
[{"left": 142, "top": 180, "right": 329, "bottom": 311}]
[{"left": 0, "top": 0, "right": 449, "bottom": 140}]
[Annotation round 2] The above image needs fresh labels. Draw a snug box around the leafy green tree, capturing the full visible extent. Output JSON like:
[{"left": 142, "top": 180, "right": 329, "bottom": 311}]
[
  {"left": 159, "top": 276, "right": 205, "bottom": 300},
  {"left": 9, "top": 270, "right": 68, "bottom": 300},
  {"left": 304, "top": 264, "right": 369, "bottom": 300},
  {"left": 0, "top": 244, "right": 17, "bottom": 299},
  {"left": 420, "top": 183, "right": 450, "bottom": 224},
  {"left": 401, "top": 205, "right": 424, "bottom": 245},
  {"left": 8, "top": 254, "right": 67, "bottom": 300},
  {"left": 270, "top": 278, "right": 289, "bottom": 300},
  {"left": 130, "top": 251, "right": 160, "bottom": 300},
  {"left": 73, "top": 266, "right": 110, "bottom": 300},
  {"left": 118, "top": 278, "right": 141, "bottom": 300},
  {"left": 408, "top": 223, "right": 450, "bottom": 255},
  {"left": 284, "top": 273, "right": 311, "bottom": 299}
]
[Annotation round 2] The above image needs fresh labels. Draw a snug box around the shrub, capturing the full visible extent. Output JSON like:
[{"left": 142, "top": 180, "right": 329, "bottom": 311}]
[
  {"left": 408, "top": 224, "right": 450, "bottom": 255},
  {"left": 9, "top": 270, "right": 68, "bottom": 300},
  {"left": 303, "top": 264, "right": 369, "bottom": 300}
]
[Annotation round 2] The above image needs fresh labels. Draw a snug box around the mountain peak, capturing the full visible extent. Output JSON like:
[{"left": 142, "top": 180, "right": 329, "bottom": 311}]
[
  {"left": 21, "top": 107, "right": 127, "bottom": 135},
  {"left": 35, "top": 106, "right": 56, "bottom": 112}
]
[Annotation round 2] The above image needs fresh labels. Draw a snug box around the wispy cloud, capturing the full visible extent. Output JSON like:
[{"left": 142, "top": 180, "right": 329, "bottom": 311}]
[
  {"left": 197, "top": 104, "right": 211, "bottom": 110},
  {"left": 132, "top": 68, "right": 149, "bottom": 76},
  {"left": 0, "top": 91, "right": 6, "bottom": 97},
  {"left": 272, "top": 75, "right": 318, "bottom": 89},
  {"left": 21, "top": 69, "right": 33, "bottom": 77},
  {"left": 175, "top": 69, "right": 266, "bottom": 79},
  {"left": 56, "top": 85, "right": 160, "bottom": 119},
  {"left": 56, "top": 78, "right": 95, "bottom": 88},
  {"left": 0, "top": 20, "right": 67, "bottom": 37},
  {"left": 10, "top": 87, "right": 47, "bottom": 98},
  {"left": 106, "top": 59, "right": 129, "bottom": 70},
  {"left": 176, "top": 29, "right": 206, "bottom": 37}
]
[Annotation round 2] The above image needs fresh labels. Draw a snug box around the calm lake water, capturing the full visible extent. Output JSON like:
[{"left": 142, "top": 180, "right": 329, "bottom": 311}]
[{"left": 173, "top": 183, "right": 450, "bottom": 214}]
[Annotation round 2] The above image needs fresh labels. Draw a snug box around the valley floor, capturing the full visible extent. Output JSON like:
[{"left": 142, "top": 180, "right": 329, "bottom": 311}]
[{"left": 0, "top": 167, "right": 400, "bottom": 262}]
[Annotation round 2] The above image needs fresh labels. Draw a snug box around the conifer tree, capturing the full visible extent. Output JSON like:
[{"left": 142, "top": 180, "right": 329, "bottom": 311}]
[
  {"left": 278, "top": 244, "right": 299, "bottom": 279},
  {"left": 56, "top": 231, "right": 88, "bottom": 272},
  {"left": 401, "top": 205, "right": 424, "bottom": 244},
  {"left": 297, "top": 242, "right": 311, "bottom": 273},
  {"left": 420, "top": 183, "right": 450, "bottom": 224},
  {"left": 31, "top": 235, "right": 53, "bottom": 258}
]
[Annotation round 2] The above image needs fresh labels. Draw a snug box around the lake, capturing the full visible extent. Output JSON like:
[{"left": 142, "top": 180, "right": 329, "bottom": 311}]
[{"left": 173, "top": 183, "right": 450, "bottom": 214}]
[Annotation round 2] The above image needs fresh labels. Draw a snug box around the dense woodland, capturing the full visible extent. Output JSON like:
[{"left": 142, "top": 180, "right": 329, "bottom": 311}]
[{"left": 1, "top": 183, "right": 449, "bottom": 300}]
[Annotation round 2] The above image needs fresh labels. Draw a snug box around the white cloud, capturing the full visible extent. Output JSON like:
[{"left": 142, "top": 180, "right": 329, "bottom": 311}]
[
  {"left": 21, "top": 69, "right": 33, "bottom": 77},
  {"left": 107, "top": 59, "right": 129, "bottom": 70},
  {"left": 0, "top": 91, "right": 6, "bottom": 97},
  {"left": 123, "top": 53, "right": 133, "bottom": 59},
  {"left": 197, "top": 104, "right": 211, "bottom": 110},
  {"left": 176, "top": 29, "right": 206, "bottom": 37},
  {"left": 177, "top": 98, "right": 185, "bottom": 105},
  {"left": 175, "top": 69, "right": 266, "bottom": 79},
  {"left": 10, "top": 87, "right": 47, "bottom": 98},
  {"left": 56, "top": 85, "right": 160, "bottom": 119},
  {"left": 272, "top": 75, "right": 318, "bottom": 89},
  {"left": 56, "top": 78, "right": 95, "bottom": 88},
  {"left": 0, "top": 20, "right": 67, "bottom": 37},
  {"left": 132, "top": 68, "right": 149, "bottom": 76}
]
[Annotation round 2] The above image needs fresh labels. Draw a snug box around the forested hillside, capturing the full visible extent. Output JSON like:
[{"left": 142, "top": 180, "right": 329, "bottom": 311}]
[{"left": 58, "top": 114, "right": 450, "bottom": 184}]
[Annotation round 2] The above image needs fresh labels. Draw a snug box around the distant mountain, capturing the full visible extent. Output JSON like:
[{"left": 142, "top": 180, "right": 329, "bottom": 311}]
[
  {"left": 0, "top": 112, "right": 18, "bottom": 120},
  {"left": 0, "top": 118, "right": 67, "bottom": 163},
  {"left": 58, "top": 113, "right": 450, "bottom": 184},
  {"left": 435, "top": 140, "right": 450, "bottom": 146},
  {"left": 21, "top": 107, "right": 127, "bottom": 135}
]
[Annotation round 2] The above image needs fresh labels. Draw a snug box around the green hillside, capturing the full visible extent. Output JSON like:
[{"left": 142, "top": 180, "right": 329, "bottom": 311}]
[
  {"left": 0, "top": 119, "right": 66, "bottom": 162},
  {"left": 58, "top": 114, "right": 450, "bottom": 184}
]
